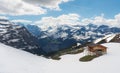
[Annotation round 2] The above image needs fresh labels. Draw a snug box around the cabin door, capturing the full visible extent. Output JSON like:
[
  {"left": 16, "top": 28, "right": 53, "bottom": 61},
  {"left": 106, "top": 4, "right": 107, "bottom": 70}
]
[{"left": 95, "top": 49, "right": 103, "bottom": 56}]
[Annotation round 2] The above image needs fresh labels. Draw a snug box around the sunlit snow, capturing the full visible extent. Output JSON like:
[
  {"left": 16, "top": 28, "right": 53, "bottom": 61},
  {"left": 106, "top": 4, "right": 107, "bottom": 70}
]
[{"left": 0, "top": 43, "right": 120, "bottom": 73}]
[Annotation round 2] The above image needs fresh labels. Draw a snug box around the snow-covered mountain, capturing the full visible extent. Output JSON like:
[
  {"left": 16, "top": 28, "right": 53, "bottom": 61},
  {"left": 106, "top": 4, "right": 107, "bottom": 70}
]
[
  {"left": 0, "top": 18, "right": 43, "bottom": 55},
  {"left": 36, "top": 24, "right": 120, "bottom": 40},
  {"left": 0, "top": 42, "right": 120, "bottom": 73},
  {"left": 16, "top": 23, "right": 120, "bottom": 54},
  {"left": 94, "top": 34, "right": 120, "bottom": 44}
]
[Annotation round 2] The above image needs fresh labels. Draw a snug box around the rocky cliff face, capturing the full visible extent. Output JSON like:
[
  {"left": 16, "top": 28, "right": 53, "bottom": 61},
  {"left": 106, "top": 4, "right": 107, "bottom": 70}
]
[
  {"left": 0, "top": 19, "right": 43, "bottom": 55},
  {"left": 110, "top": 34, "right": 120, "bottom": 43}
]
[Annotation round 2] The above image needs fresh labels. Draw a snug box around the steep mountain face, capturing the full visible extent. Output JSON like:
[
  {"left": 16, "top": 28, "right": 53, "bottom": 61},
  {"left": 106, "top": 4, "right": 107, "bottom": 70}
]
[
  {"left": 14, "top": 22, "right": 42, "bottom": 36},
  {"left": 16, "top": 23, "right": 120, "bottom": 54},
  {"left": 0, "top": 19, "right": 43, "bottom": 55},
  {"left": 94, "top": 34, "right": 120, "bottom": 44},
  {"left": 110, "top": 34, "right": 120, "bottom": 42}
]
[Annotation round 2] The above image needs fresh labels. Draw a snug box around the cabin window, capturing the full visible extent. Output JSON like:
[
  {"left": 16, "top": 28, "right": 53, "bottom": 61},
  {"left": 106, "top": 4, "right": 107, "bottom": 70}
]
[{"left": 96, "top": 49, "right": 102, "bottom": 51}]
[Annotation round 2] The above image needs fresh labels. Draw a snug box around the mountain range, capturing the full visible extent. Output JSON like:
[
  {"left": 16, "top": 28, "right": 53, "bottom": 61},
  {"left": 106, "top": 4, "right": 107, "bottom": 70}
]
[
  {"left": 16, "top": 22, "right": 120, "bottom": 54},
  {"left": 0, "top": 18, "right": 120, "bottom": 56}
]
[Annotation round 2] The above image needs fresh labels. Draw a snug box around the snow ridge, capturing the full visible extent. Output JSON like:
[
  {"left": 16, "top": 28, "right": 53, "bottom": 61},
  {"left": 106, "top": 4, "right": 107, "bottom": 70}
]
[{"left": 94, "top": 34, "right": 117, "bottom": 43}]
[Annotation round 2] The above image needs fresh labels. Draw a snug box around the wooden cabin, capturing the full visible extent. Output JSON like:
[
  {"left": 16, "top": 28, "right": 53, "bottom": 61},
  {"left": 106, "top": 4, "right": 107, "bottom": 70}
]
[{"left": 87, "top": 44, "right": 107, "bottom": 56}]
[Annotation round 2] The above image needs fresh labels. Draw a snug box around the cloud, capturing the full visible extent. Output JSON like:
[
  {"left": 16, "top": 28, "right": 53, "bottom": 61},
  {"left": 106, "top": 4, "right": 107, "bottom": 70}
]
[
  {"left": 35, "top": 13, "right": 80, "bottom": 31},
  {"left": 81, "top": 15, "right": 106, "bottom": 25},
  {"left": 23, "top": 0, "right": 69, "bottom": 10},
  {"left": 0, "top": 0, "right": 46, "bottom": 15},
  {"left": 104, "top": 14, "right": 120, "bottom": 27},
  {"left": 11, "top": 19, "right": 32, "bottom": 23},
  {"left": 34, "top": 13, "right": 120, "bottom": 32},
  {"left": 81, "top": 13, "right": 120, "bottom": 27},
  {"left": 0, "top": 0, "right": 70, "bottom": 15},
  {"left": 0, "top": 16, "right": 8, "bottom": 20}
]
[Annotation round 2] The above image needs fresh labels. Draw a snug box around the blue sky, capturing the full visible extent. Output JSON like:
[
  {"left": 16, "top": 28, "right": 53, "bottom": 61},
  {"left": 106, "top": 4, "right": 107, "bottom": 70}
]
[
  {"left": 0, "top": 0, "right": 120, "bottom": 22},
  {"left": 61, "top": 0, "right": 120, "bottom": 18},
  {"left": 47, "top": 0, "right": 120, "bottom": 17}
]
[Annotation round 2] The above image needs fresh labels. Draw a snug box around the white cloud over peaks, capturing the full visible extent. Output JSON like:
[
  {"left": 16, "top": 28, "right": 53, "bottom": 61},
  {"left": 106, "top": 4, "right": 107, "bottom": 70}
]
[
  {"left": 0, "top": 16, "right": 8, "bottom": 20},
  {"left": 34, "top": 13, "right": 120, "bottom": 31},
  {"left": 11, "top": 19, "right": 32, "bottom": 23},
  {"left": 81, "top": 13, "right": 120, "bottom": 27},
  {"left": 0, "top": 0, "right": 70, "bottom": 15},
  {"left": 35, "top": 13, "right": 80, "bottom": 31},
  {"left": 81, "top": 14, "right": 106, "bottom": 25}
]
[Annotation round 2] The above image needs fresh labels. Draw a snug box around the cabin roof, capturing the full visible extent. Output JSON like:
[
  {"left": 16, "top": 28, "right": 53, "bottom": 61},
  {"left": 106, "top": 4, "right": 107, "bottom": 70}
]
[{"left": 87, "top": 43, "right": 107, "bottom": 49}]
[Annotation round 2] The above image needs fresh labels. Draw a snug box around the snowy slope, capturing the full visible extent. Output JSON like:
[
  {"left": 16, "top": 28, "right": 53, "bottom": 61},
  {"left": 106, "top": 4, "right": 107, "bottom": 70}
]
[
  {"left": 0, "top": 43, "right": 120, "bottom": 73},
  {"left": 43, "top": 43, "right": 120, "bottom": 73},
  {"left": 0, "top": 43, "right": 46, "bottom": 73}
]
